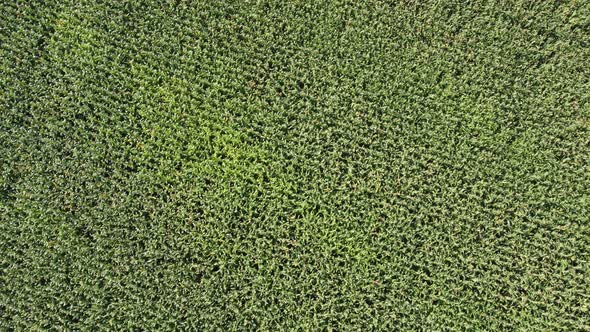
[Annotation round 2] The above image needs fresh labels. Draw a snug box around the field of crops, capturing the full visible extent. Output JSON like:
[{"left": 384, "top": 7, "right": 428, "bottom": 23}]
[{"left": 1, "top": 0, "right": 589, "bottom": 329}]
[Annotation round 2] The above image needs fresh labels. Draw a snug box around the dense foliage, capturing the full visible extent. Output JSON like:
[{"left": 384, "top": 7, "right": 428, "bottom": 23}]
[{"left": 1, "top": 0, "right": 589, "bottom": 329}]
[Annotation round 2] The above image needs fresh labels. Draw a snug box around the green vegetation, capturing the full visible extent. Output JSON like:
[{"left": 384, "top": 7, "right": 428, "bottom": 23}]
[{"left": 1, "top": 0, "right": 589, "bottom": 330}]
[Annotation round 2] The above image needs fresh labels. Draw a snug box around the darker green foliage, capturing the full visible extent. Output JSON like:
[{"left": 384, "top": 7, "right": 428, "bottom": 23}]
[{"left": 1, "top": 0, "right": 589, "bottom": 330}]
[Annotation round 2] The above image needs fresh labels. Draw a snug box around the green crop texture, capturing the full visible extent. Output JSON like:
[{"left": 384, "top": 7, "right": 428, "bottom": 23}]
[{"left": 1, "top": 0, "right": 590, "bottom": 330}]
